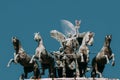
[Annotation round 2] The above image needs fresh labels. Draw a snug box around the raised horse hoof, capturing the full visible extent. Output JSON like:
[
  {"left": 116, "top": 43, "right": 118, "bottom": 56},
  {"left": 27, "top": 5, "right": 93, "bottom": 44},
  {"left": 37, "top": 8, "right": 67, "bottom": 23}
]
[
  {"left": 112, "top": 61, "right": 115, "bottom": 66},
  {"left": 7, "top": 64, "right": 10, "bottom": 67}
]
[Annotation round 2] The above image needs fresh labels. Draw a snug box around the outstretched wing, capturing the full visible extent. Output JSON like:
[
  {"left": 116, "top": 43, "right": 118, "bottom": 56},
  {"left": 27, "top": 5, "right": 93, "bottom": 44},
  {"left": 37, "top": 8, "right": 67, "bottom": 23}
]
[
  {"left": 61, "top": 20, "right": 76, "bottom": 36},
  {"left": 50, "top": 30, "right": 66, "bottom": 42}
]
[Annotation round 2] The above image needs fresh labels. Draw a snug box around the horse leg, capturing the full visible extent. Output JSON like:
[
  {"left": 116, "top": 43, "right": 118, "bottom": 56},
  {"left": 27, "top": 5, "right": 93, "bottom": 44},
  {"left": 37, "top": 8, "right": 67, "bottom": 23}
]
[
  {"left": 33, "top": 64, "right": 40, "bottom": 79},
  {"left": 104, "top": 55, "right": 109, "bottom": 64},
  {"left": 91, "top": 58, "right": 97, "bottom": 78},
  {"left": 57, "top": 67, "right": 63, "bottom": 77},
  {"left": 95, "top": 63, "right": 102, "bottom": 78},
  {"left": 80, "top": 53, "right": 84, "bottom": 62},
  {"left": 86, "top": 49, "right": 90, "bottom": 62},
  {"left": 111, "top": 53, "right": 115, "bottom": 66},
  {"left": 40, "top": 63, "right": 45, "bottom": 75},
  {"left": 91, "top": 62, "right": 99, "bottom": 78},
  {"left": 14, "top": 53, "right": 19, "bottom": 63},
  {"left": 79, "top": 69, "right": 83, "bottom": 77},
  {"left": 79, "top": 62, "right": 85, "bottom": 77},
  {"left": 19, "top": 70, "right": 27, "bottom": 80},
  {"left": 7, "top": 59, "right": 14, "bottom": 67},
  {"left": 7, "top": 53, "right": 19, "bottom": 67},
  {"left": 82, "top": 62, "right": 87, "bottom": 77},
  {"left": 48, "top": 67, "right": 51, "bottom": 77},
  {"left": 82, "top": 69, "right": 86, "bottom": 77},
  {"left": 29, "top": 55, "right": 35, "bottom": 63},
  {"left": 91, "top": 68, "right": 96, "bottom": 78},
  {"left": 49, "top": 65, "right": 54, "bottom": 78},
  {"left": 62, "top": 60, "right": 66, "bottom": 77},
  {"left": 23, "top": 67, "right": 28, "bottom": 79},
  {"left": 54, "top": 67, "right": 57, "bottom": 78},
  {"left": 75, "top": 59, "right": 80, "bottom": 77}
]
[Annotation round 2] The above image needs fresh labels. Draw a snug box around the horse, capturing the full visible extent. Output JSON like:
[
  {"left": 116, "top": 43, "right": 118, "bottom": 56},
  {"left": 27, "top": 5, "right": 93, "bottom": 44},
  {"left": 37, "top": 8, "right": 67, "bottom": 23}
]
[
  {"left": 77, "top": 31, "right": 94, "bottom": 77},
  {"left": 7, "top": 37, "right": 40, "bottom": 79},
  {"left": 29, "top": 32, "right": 56, "bottom": 78},
  {"left": 52, "top": 50, "right": 64, "bottom": 78},
  {"left": 91, "top": 35, "right": 115, "bottom": 78}
]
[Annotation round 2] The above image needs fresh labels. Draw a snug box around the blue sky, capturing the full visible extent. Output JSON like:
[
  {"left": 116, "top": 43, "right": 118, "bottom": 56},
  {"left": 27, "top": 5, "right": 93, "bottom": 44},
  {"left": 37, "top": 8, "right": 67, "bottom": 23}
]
[{"left": 0, "top": 0, "right": 120, "bottom": 79}]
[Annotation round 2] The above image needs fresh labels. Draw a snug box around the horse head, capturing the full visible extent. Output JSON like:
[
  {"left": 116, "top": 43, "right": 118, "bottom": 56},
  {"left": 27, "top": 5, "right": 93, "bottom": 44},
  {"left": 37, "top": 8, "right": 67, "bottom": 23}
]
[
  {"left": 12, "top": 37, "right": 21, "bottom": 53},
  {"left": 34, "top": 32, "right": 42, "bottom": 42},
  {"left": 83, "top": 31, "right": 94, "bottom": 46},
  {"left": 105, "top": 35, "right": 112, "bottom": 47}
]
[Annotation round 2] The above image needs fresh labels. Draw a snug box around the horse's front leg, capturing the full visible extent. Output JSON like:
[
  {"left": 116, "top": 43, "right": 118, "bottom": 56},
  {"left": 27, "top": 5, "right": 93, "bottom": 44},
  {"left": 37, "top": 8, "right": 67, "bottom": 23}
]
[
  {"left": 79, "top": 52, "right": 84, "bottom": 62},
  {"left": 7, "top": 59, "right": 14, "bottom": 67},
  {"left": 104, "top": 55, "right": 109, "bottom": 64},
  {"left": 7, "top": 53, "right": 19, "bottom": 67},
  {"left": 86, "top": 48, "right": 90, "bottom": 62},
  {"left": 30, "top": 55, "right": 35, "bottom": 63},
  {"left": 41, "top": 63, "right": 45, "bottom": 75},
  {"left": 62, "top": 58, "right": 66, "bottom": 77},
  {"left": 75, "top": 59, "right": 80, "bottom": 77},
  {"left": 49, "top": 65, "right": 55, "bottom": 78},
  {"left": 23, "top": 67, "right": 29, "bottom": 79},
  {"left": 14, "top": 53, "right": 19, "bottom": 63},
  {"left": 111, "top": 53, "right": 115, "bottom": 66}
]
